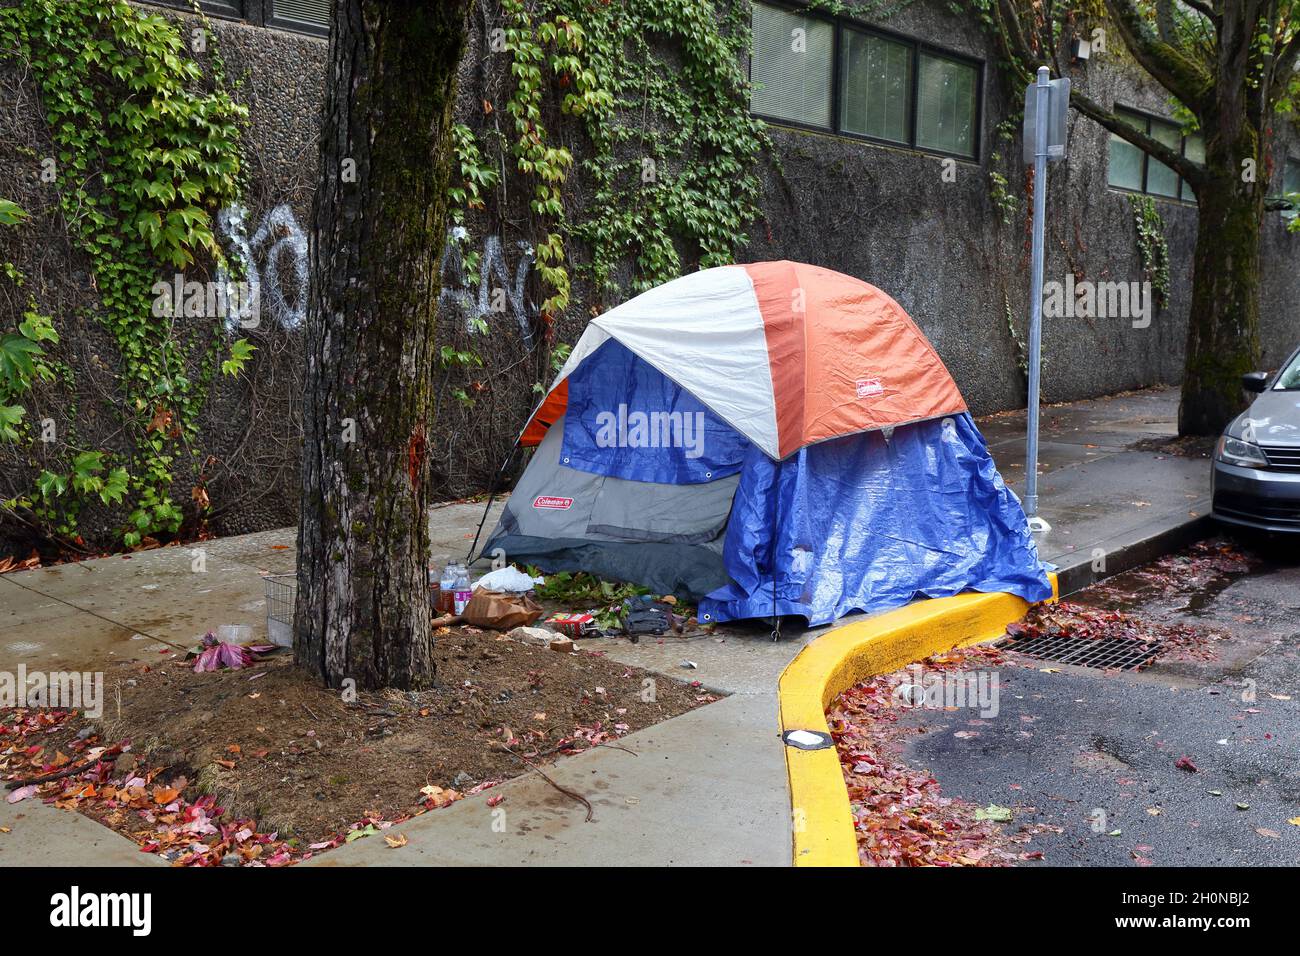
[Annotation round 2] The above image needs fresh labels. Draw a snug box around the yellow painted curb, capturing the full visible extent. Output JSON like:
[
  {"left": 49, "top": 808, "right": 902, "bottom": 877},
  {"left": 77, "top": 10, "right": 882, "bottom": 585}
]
[{"left": 779, "top": 574, "right": 1059, "bottom": 867}]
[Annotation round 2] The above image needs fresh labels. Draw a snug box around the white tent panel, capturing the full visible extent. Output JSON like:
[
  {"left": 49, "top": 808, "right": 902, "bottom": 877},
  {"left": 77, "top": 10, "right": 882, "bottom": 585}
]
[{"left": 592, "top": 266, "right": 780, "bottom": 457}]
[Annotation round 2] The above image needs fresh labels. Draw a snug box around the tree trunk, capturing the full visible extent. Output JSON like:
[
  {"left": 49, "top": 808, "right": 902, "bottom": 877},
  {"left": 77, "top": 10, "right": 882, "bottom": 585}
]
[
  {"left": 295, "top": 0, "right": 470, "bottom": 690},
  {"left": 1178, "top": 135, "right": 1265, "bottom": 436}
]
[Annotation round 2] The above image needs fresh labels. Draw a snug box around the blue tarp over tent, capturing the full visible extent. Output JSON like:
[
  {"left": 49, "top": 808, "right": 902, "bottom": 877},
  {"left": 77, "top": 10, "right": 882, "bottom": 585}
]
[{"left": 697, "top": 415, "right": 1053, "bottom": 625}]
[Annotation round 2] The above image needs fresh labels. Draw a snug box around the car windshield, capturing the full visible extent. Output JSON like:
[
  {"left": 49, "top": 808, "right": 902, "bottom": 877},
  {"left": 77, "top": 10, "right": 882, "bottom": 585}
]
[{"left": 1276, "top": 351, "right": 1300, "bottom": 390}]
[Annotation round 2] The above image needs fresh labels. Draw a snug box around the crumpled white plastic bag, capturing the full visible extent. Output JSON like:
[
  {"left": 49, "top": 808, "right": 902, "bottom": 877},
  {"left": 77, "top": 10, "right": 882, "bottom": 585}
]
[{"left": 472, "top": 565, "right": 545, "bottom": 593}]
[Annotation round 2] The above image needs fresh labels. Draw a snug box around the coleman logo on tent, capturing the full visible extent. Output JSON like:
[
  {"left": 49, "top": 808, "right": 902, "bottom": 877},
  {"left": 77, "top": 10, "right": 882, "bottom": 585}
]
[
  {"left": 532, "top": 495, "right": 574, "bottom": 510},
  {"left": 856, "top": 378, "right": 884, "bottom": 399}
]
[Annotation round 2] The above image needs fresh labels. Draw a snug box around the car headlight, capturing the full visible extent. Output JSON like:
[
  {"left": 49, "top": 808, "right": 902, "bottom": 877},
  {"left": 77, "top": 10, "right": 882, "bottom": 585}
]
[{"left": 1217, "top": 434, "right": 1269, "bottom": 468}]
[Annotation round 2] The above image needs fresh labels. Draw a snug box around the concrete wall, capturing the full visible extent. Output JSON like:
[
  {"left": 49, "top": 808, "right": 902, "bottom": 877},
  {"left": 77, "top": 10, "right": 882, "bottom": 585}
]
[{"left": 2, "top": 0, "right": 1298, "bottom": 550}]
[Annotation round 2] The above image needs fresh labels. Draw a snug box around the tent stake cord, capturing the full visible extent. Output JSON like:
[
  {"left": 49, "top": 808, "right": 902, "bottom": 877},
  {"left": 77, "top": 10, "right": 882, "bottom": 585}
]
[
  {"left": 465, "top": 389, "right": 557, "bottom": 564},
  {"left": 466, "top": 441, "right": 520, "bottom": 564}
]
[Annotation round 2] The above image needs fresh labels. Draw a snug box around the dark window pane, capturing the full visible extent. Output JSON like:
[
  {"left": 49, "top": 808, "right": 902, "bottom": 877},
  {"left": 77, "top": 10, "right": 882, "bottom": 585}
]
[
  {"left": 270, "top": 0, "right": 332, "bottom": 32},
  {"left": 149, "top": 0, "right": 244, "bottom": 16},
  {"left": 1284, "top": 158, "right": 1300, "bottom": 196},
  {"left": 839, "top": 29, "right": 912, "bottom": 144},
  {"left": 1108, "top": 130, "right": 1144, "bottom": 191},
  {"left": 915, "top": 52, "right": 976, "bottom": 156},
  {"left": 1146, "top": 120, "right": 1181, "bottom": 197}
]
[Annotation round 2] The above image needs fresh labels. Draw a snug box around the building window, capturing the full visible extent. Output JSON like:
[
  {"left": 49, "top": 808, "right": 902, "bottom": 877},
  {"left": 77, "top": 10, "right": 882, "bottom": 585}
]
[
  {"left": 916, "top": 51, "right": 977, "bottom": 156},
  {"left": 147, "top": 1, "right": 330, "bottom": 37},
  {"left": 750, "top": 3, "right": 835, "bottom": 128},
  {"left": 839, "top": 29, "right": 911, "bottom": 143},
  {"left": 1107, "top": 108, "right": 1200, "bottom": 202},
  {"left": 1283, "top": 158, "right": 1300, "bottom": 197},
  {"left": 749, "top": 1, "right": 982, "bottom": 160},
  {"left": 266, "top": 0, "right": 331, "bottom": 35},
  {"left": 1279, "top": 157, "right": 1300, "bottom": 221}
]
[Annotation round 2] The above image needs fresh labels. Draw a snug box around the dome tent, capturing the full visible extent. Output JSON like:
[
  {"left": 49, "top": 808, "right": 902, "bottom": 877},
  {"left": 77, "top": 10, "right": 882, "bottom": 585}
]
[{"left": 482, "top": 261, "right": 1052, "bottom": 627}]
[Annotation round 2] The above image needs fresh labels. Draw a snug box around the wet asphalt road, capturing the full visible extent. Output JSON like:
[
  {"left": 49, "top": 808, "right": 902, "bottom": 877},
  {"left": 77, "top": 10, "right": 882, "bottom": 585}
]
[{"left": 899, "top": 537, "right": 1300, "bottom": 866}]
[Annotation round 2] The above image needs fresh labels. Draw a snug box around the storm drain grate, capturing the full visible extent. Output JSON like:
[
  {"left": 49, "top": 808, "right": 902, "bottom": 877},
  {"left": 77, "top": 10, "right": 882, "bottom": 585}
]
[{"left": 1000, "top": 632, "right": 1163, "bottom": 671}]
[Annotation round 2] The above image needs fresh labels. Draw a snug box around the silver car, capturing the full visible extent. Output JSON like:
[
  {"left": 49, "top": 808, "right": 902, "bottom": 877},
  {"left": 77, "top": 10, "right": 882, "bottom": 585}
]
[{"left": 1212, "top": 345, "right": 1300, "bottom": 533}]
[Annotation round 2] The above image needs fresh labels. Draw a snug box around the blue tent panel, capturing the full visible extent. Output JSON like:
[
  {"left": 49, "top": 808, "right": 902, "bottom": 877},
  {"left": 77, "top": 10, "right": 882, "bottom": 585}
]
[
  {"left": 697, "top": 413, "right": 1053, "bottom": 627},
  {"left": 560, "top": 339, "right": 751, "bottom": 484}
]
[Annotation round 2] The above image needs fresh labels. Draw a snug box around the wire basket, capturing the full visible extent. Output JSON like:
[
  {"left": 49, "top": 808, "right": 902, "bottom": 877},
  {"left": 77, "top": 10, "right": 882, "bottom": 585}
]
[{"left": 263, "top": 573, "right": 297, "bottom": 648}]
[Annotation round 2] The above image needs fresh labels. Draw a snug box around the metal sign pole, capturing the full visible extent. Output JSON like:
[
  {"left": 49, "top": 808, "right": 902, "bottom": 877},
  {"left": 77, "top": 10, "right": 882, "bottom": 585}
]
[{"left": 1025, "top": 65, "right": 1050, "bottom": 522}]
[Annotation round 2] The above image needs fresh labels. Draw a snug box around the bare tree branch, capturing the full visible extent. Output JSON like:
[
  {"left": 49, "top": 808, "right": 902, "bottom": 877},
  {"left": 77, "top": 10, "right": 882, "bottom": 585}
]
[
  {"left": 1180, "top": 0, "right": 1220, "bottom": 22},
  {"left": 1069, "top": 88, "right": 1205, "bottom": 187}
]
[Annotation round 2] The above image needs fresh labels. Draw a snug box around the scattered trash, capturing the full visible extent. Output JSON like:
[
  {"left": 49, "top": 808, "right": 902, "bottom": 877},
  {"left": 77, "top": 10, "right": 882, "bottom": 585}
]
[
  {"left": 216, "top": 624, "right": 252, "bottom": 643},
  {"left": 452, "top": 565, "right": 473, "bottom": 616},
  {"left": 474, "top": 565, "right": 545, "bottom": 593},
  {"left": 546, "top": 612, "right": 599, "bottom": 639},
  {"left": 549, "top": 636, "right": 575, "bottom": 654},
  {"left": 6, "top": 784, "right": 37, "bottom": 804},
  {"left": 461, "top": 589, "right": 544, "bottom": 630},
  {"left": 436, "top": 562, "right": 461, "bottom": 615},
  {"left": 679, "top": 660, "right": 697, "bottom": 669},
  {"left": 623, "top": 595, "right": 680, "bottom": 636},
  {"left": 505, "top": 626, "right": 555, "bottom": 646},
  {"left": 193, "top": 632, "right": 275, "bottom": 672}
]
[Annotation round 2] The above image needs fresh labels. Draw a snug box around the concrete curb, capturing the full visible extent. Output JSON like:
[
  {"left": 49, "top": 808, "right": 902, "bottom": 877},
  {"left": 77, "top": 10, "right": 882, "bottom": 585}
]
[
  {"left": 777, "top": 575, "right": 1059, "bottom": 867},
  {"left": 1051, "top": 513, "right": 1213, "bottom": 595}
]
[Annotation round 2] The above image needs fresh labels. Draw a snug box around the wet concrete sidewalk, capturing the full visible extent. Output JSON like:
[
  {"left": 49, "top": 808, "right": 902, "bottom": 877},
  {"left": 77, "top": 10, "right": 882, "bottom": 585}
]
[{"left": 0, "top": 385, "right": 1219, "bottom": 866}]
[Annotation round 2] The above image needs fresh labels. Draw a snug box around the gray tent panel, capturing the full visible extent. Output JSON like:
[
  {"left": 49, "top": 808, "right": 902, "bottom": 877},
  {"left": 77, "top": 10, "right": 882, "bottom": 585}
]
[{"left": 483, "top": 415, "right": 740, "bottom": 597}]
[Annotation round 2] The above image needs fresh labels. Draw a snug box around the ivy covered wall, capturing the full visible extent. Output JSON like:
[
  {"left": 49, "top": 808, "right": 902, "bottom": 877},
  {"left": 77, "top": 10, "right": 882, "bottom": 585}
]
[{"left": 2, "top": 0, "right": 1299, "bottom": 558}]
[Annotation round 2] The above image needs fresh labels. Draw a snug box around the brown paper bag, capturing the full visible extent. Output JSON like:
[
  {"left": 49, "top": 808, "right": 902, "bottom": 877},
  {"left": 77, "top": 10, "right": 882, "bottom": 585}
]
[{"left": 460, "top": 589, "right": 544, "bottom": 630}]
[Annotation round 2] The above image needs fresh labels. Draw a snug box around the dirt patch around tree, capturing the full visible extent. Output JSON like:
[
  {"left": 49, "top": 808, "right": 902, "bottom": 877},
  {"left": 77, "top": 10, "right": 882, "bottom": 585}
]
[
  {"left": 1, "top": 627, "right": 719, "bottom": 865},
  {"left": 1132, "top": 433, "right": 1217, "bottom": 459}
]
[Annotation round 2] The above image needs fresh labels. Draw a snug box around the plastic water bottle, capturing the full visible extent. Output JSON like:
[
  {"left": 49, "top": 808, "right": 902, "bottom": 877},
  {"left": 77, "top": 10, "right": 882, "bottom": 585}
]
[
  {"left": 439, "top": 562, "right": 458, "bottom": 614},
  {"left": 453, "top": 566, "right": 472, "bottom": 616}
]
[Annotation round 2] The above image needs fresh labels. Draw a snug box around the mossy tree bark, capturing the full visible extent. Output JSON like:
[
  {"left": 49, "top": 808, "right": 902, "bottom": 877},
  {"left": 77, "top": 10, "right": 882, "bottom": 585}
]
[
  {"left": 295, "top": 0, "right": 471, "bottom": 690},
  {"left": 1179, "top": 137, "right": 1265, "bottom": 435}
]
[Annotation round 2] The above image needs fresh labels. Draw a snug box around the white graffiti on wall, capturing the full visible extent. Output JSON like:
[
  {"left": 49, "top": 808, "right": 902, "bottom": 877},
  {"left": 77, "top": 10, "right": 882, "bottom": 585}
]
[
  {"left": 212, "top": 212, "right": 536, "bottom": 345},
  {"left": 439, "top": 227, "right": 537, "bottom": 347},
  {"left": 216, "top": 204, "right": 309, "bottom": 333}
]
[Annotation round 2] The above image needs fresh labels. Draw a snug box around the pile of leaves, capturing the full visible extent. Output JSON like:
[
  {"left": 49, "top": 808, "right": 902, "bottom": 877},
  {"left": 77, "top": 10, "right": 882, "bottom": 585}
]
[
  {"left": 1097, "top": 538, "right": 1256, "bottom": 602},
  {"left": 526, "top": 569, "right": 700, "bottom": 633},
  {"left": 2, "top": 708, "right": 290, "bottom": 865},
  {"left": 1006, "top": 600, "right": 1224, "bottom": 664},
  {"left": 529, "top": 569, "right": 649, "bottom": 606},
  {"left": 827, "top": 646, "right": 1040, "bottom": 867},
  {"left": 1, "top": 706, "right": 513, "bottom": 865}
]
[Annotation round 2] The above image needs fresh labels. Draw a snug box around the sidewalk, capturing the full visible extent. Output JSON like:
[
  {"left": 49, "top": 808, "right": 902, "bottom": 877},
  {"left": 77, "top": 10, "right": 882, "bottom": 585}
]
[{"left": 0, "top": 386, "right": 1216, "bottom": 866}]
